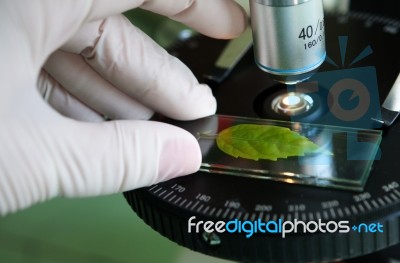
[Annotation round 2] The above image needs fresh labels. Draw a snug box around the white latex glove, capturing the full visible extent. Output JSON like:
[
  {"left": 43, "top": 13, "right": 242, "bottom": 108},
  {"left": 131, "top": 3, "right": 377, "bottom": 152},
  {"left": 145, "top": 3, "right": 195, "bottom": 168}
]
[{"left": 0, "top": 0, "right": 247, "bottom": 216}]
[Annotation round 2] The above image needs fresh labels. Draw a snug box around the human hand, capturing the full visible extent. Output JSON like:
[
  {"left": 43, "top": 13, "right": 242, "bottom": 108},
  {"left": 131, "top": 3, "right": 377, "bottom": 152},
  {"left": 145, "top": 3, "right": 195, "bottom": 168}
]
[{"left": 0, "top": 0, "right": 247, "bottom": 215}]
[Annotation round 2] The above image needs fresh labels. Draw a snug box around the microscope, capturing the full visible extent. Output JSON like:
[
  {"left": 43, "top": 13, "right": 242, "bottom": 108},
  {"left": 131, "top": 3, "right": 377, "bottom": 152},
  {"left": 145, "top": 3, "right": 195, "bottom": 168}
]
[{"left": 125, "top": 1, "right": 400, "bottom": 262}]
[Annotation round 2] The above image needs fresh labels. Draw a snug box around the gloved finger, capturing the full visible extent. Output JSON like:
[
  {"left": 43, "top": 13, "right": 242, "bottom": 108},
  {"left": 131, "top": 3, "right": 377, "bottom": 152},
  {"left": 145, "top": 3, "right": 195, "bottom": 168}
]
[
  {"left": 38, "top": 70, "right": 104, "bottom": 122},
  {"left": 0, "top": 113, "right": 202, "bottom": 215},
  {"left": 88, "top": 0, "right": 247, "bottom": 39},
  {"left": 78, "top": 15, "right": 217, "bottom": 121},
  {"left": 1, "top": 0, "right": 246, "bottom": 75},
  {"left": 140, "top": 0, "right": 248, "bottom": 39},
  {"left": 44, "top": 50, "right": 154, "bottom": 120},
  {"left": 56, "top": 120, "right": 202, "bottom": 197}
]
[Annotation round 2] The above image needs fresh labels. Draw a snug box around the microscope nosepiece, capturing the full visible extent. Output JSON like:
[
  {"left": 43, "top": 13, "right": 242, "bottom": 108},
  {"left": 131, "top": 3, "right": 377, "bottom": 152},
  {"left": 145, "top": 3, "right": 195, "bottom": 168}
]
[{"left": 250, "top": 0, "right": 326, "bottom": 84}]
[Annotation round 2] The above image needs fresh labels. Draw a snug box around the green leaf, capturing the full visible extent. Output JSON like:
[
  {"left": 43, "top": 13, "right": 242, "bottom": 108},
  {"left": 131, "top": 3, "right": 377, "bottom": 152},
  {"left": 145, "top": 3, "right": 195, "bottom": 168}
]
[{"left": 216, "top": 124, "right": 324, "bottom": 161}]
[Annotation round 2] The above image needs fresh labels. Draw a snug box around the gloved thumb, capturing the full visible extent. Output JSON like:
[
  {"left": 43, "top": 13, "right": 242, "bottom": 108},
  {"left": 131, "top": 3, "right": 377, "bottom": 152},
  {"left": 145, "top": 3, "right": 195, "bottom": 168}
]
[
  {"left": 0, "top": 114, "right": 201, "bottom": 214},
  {"left": 58, "top": 120, "right": 201, "bottom": 197}
]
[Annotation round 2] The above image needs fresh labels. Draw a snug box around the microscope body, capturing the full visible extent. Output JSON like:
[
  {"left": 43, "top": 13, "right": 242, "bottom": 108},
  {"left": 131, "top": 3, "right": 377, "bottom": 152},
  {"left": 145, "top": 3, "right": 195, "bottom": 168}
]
[{"left": 249, "top": 0, "right": 326, "bottom": 84}]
